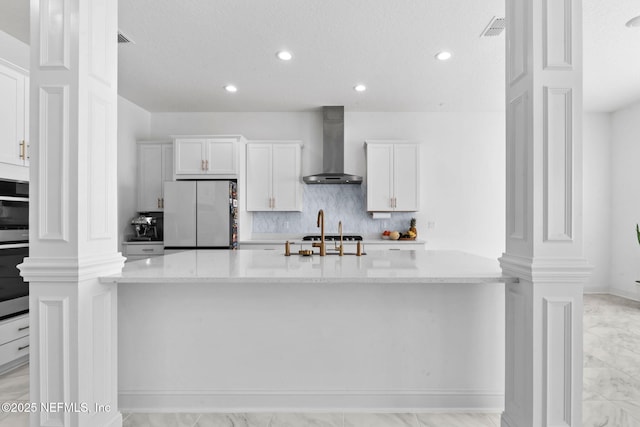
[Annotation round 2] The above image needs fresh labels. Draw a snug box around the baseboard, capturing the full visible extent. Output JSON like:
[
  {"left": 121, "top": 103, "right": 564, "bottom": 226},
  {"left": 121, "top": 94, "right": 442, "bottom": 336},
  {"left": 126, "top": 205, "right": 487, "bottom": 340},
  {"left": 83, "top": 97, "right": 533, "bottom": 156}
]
[
  {"left": 607, "top": 288, "right": 640, "bottom": 303},
  {"left": 584, "top": 289, "right": 640, "bottom": 303},
  {"left": 583, "top": 288, "right": 612, "bottom": 295},
  {"left": 119, "top": 388, "right": 504, "bottom": 413}
]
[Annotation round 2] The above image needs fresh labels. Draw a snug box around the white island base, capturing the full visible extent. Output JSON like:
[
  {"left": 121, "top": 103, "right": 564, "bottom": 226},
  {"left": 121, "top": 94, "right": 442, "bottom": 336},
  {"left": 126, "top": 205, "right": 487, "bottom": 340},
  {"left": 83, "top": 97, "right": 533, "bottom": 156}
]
[{"left": 101, "top": 250, "right": 513, "bottom": 412}]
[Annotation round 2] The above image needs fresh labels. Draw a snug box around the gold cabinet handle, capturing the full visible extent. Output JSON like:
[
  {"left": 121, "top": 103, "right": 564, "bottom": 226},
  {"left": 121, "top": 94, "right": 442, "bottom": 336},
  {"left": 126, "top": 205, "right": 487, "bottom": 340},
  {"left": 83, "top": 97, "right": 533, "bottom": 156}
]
[
  {"left": 161, "top": 198, "right": 164, "bottom": 209},
  {"left": 272, "top": 198, "right": 275, "bottom": 209},
  {"left": 205, "top": 159, "right": 209, "bottom": 171},
  {"left": 19, "top": 140, "right": 25, "bottom": 160}
]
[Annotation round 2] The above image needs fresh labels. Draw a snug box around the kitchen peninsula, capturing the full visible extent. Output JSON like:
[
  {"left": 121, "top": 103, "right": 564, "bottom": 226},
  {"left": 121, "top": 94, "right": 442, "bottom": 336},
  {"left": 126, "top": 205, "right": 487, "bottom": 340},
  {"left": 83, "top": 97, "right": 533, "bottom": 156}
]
[{"left": 102, "top": 249, "right": 514, "bottom": 411}]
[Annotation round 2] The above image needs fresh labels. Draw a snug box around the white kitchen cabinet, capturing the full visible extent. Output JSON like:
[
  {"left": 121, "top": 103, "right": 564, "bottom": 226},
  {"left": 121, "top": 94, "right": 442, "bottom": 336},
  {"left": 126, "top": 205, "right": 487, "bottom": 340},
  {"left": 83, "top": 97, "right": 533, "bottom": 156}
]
[
  {"left": 0, "top": 313, "right": 29, "bottom": 374},
  {"left": 0, "top": 59, "right": 29, "bottom": 168},
  {"left": 365, "top": 141, "right": 419, "bottom": 212},
  {"left": 174, "top": 136, "right": 242, "bottom": 178},
  {"left": 122, "top": 242, "right": 165, "bottom": 262},
  {"left": 137, "top": 141, "right": 173, "bottom": 211},
  {"left": 246, "top": 142, "right": 302, "bottom": 211}
]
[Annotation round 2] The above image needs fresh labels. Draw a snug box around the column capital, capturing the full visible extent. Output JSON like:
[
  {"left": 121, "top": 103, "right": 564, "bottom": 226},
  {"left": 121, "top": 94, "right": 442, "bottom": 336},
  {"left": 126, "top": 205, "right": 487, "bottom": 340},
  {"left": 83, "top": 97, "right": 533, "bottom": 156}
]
[
  {"left": 500, "top": 253, "right": 592, "bottom": 284},
  {"left": 19, "top": 253, "right": 125, "bottom": 283}
]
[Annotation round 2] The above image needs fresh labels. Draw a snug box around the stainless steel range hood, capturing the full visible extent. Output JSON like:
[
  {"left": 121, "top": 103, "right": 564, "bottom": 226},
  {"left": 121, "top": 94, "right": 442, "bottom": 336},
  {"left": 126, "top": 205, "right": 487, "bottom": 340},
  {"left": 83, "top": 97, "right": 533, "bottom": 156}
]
[{"left": 303, "top": 106, "right": 363, "bottom": 184}]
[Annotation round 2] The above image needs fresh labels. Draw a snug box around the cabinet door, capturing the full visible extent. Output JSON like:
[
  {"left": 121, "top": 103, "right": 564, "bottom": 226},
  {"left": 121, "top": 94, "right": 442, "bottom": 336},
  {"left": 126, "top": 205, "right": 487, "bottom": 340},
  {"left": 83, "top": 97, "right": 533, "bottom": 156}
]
[
  {"left": 161, "top": 143, "right": 174, "bottom": 206},
  {"left": 175, "top": 139, "right": 206, "bottom": 175},
  {"left": 205, "top": 138, "right": 237, "bottom": 175},
  {"left": 272, "top": 144, "right": 302, "bottom": 211},
  {"left": 137, "top": 144, "right": 163, "bottom": 211},
  {"left": 366, "top": 144, "right": 394, "bottom": 211},
  {"left": 0, "top": 63, "right": 27, "bottom": 167},
  {"left": 245, "top": 144, "right": 272, "bottom": 211},
  {"left": 393, "top": 144, "right": 419, "bottom": 211}
]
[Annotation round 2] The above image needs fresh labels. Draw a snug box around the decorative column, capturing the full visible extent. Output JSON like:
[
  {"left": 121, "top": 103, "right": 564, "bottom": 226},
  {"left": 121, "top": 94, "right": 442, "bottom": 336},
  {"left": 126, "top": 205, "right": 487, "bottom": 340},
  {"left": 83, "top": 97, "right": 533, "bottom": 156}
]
[
  {"left": 501, "top": 0, "right": 591, "bottom": 426},
  {"left": 19, "top": 1, "right": 124, "bottom": 426}
]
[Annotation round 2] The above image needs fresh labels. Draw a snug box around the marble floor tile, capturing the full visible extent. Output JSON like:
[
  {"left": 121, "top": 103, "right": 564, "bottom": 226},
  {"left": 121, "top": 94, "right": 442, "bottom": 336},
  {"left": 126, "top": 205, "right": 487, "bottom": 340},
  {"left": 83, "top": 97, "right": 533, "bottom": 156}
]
[
  {"left": 583, "top": 400, "right": 640, "bottom": 427},
  {"left": 344, "top": 413, "right": 417, "bottom": 427},
  {"left": 268, "top": 413, "right": 343, "bottom": 427},
  {"left": 586, "top": 326, "right": 640, "bottom": 355},
  {"left": 0, "top": 373, "right": 31, "bottom": 401},
  {"left": 195, "top": 413, "right": 272, "bottom": 427},
  {"left": 583, "top": 367, "right": 640, "bottom": 402},
  {"left": 612, "top": 401, "right": 640, "bottom": 422},
  {"left": 123, "top": 412, "right": 200, "bottom": 427},
  {"left": 0, "top": 411, "right": 29, "bottom": 427},
  {"left": 0, "top": 364, "right": 28, "bottom": 380},
  {"left": 416, "top": 412, "right": 500, "bottom": 427},
  {"left": 587, "top": 343, "right": 640, "bottom": 379}
]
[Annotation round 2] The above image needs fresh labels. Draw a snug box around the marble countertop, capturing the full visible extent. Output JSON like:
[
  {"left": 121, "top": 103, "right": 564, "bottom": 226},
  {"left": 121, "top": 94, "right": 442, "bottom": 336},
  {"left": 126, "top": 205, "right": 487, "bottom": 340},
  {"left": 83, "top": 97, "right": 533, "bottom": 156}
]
[{"left": 100, "top": 249, "right": 515, "bottom": 285}]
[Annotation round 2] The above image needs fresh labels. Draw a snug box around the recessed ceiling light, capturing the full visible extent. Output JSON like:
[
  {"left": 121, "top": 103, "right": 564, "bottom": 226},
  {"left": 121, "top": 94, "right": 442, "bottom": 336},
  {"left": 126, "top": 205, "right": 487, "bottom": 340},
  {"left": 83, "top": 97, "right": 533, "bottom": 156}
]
[
  {"left": 276, "top": 51, "right": 293, "bottom": 61},
  {"left": 224, "top": 85, "right": 238, "bottom": 93},
  {"left": 626, "top": 15, "right": 640, "bottom": 27},
  {"left": 435, "top": 51, "right": 452, "bottom": 61},
  {"left": 354, "top": 84, "right": 367, "bottom": 92}
]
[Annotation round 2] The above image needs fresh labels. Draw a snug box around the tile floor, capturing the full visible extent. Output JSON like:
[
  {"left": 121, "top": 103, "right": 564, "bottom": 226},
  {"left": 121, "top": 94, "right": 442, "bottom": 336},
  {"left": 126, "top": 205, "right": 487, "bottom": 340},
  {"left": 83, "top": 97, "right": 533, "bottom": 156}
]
[{"left": 0, "top": 294, "right": 638, "bottom": 426}]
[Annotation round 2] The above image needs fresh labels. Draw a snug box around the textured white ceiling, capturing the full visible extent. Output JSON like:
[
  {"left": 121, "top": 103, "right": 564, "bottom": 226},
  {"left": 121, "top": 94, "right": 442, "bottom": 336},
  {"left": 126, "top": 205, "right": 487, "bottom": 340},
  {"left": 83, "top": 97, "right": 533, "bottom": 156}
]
[{"left": 0, "top": 0, "right": 638, "bottom": 113}]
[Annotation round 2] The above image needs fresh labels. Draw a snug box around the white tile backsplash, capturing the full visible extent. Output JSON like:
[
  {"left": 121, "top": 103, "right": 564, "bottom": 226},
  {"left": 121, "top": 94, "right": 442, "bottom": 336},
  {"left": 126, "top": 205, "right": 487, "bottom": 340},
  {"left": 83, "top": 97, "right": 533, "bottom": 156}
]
[{"left": 251, "top": 185, "right": 414, "bottom": 235}]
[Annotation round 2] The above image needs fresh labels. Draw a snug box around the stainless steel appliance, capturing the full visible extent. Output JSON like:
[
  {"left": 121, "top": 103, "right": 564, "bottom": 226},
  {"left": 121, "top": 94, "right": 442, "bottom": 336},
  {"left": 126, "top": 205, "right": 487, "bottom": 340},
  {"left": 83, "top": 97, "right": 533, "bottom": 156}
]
[
  {"left": 164, "top": 180, "right": 238, "bottom": 249},
  {"left": 303, "top": 106, "right": 363, "bottom": 184},
  {"left": 0, "top": 179, "right": 29, "bottom": 320},
  {"left": 302, "top": 234, "right": 363, "bottom": 241},
  {"left": 130, "top": 214, "right": 159, "bottom": 241}
]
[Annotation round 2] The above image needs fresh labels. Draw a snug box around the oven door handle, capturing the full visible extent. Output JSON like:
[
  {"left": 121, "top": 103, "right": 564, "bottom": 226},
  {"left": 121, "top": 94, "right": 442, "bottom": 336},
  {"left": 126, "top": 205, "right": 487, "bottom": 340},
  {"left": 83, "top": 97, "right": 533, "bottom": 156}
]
[
  {"left": 0, "top": 196, "right": 29, "bottom": 203},
  {"left": 0, "top": 243, "right": 29, "bottom": 249}
]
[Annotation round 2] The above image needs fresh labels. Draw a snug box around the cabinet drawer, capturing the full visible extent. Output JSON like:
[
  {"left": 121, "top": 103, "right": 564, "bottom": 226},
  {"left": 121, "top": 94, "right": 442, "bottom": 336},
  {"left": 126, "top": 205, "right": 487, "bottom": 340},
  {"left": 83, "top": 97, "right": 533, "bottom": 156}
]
[
  {"left": 0, "top": 335, "right": 29, "bottom": 367},
  {"left": 126, "top": 244, "right": 164, "bottom": 256},
  {"left": 0, "top": 314, "right": 29, "bottom": 346}
]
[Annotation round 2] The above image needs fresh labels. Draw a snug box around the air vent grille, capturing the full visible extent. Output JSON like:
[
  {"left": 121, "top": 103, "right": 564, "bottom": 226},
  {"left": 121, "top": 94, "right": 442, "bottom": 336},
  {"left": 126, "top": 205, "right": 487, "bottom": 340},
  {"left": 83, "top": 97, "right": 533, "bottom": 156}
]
[
  {"left": 117, "top": 31, "right": 133, "bottom": 44},
  {"left": 481, "top": 17, "right": 505, "bottom": 37}
]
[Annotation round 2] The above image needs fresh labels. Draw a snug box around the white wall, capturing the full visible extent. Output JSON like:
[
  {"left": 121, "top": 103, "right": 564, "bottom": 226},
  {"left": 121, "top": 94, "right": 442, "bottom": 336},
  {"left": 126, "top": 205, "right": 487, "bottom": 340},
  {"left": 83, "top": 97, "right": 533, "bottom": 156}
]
[
  {"left": 117, "top": 97, "right": 151, "bottom": 248},
  {"left": 610, "top": 102, "right": 640, "bottom": 299},
  {"left": 0, "top": 30, "right": 28, "bottom": 69},
  {"left": 151, "top": 111, "right": 506, "bottom": 259},
  {"left": 583, "top": 113, "right": 612, "bottom": 292}
]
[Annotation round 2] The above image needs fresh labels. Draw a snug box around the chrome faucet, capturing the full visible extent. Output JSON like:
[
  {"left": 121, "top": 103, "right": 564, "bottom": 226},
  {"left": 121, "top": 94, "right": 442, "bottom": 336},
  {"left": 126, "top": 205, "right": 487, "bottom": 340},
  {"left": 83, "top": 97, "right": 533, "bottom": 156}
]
[{"left": 312, "top": 209, "right": 327, "bottom": 256}]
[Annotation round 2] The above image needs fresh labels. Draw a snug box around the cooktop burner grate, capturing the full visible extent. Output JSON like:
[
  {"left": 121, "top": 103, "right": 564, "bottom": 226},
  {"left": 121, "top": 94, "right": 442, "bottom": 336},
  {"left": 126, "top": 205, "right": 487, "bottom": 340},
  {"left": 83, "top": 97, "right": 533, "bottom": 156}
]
[{"left": 302, "top": 235, "right": 363, "bottom": 242}]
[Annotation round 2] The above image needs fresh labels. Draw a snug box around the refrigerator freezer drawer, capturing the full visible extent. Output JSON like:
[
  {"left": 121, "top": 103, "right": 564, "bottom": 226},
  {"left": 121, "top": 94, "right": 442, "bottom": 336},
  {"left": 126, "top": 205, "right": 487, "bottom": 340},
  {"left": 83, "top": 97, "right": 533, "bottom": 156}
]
[
  {"left": 196, "top": 181, "right": 231, "bottom": 247},
  {"left": 164, "top": 181, "right": 197, "bottom": 247}
]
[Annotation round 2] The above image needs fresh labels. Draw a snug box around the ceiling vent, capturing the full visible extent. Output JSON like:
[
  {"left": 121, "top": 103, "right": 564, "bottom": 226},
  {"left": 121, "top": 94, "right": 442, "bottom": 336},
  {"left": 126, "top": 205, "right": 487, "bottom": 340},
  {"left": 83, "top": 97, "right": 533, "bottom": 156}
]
[
  {"left": 481, "top": 17, "right": 505, "bottom": 37},
  {"left": 117, "top": 31, "right": 134, "bottom": 44}
]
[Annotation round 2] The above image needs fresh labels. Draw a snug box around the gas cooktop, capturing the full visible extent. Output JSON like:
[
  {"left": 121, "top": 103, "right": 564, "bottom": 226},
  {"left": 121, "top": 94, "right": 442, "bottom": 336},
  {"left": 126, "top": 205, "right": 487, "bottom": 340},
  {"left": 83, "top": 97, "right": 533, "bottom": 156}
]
[{"left": 302, "top": 235, "right": 363, "bottom": 242}]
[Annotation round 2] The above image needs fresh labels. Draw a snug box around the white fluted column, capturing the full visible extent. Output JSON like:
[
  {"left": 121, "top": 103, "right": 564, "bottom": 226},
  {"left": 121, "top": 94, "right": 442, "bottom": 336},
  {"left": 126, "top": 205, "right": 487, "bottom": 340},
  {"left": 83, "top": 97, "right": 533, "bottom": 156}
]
[
  {"left": 501, "top": 0, "right": 591, "bottom": 426},
  {"left": 19, "top": 0, "right": 124, "bottom": 426}
]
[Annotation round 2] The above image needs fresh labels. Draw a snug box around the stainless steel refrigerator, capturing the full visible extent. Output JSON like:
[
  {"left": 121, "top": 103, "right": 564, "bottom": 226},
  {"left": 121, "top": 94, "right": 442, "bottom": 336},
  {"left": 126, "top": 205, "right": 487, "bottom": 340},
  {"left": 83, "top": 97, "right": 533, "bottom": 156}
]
[{"left": 164, "top": 180, "right": 238, "bottom": 249}]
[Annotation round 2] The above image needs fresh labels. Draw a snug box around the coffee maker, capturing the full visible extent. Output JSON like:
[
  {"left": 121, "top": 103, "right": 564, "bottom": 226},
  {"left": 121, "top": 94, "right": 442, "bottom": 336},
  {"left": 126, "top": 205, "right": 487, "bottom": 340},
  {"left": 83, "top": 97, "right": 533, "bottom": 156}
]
[{"left": 130, "top": 215, "right": 159, "bottom": 241}]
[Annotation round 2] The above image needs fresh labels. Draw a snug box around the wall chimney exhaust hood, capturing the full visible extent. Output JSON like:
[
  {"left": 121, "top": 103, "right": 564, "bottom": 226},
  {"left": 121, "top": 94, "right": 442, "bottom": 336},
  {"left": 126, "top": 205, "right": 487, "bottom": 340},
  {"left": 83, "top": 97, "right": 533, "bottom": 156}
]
[{"left": 303, "top": 106, "right": 363, "bottom": 184}]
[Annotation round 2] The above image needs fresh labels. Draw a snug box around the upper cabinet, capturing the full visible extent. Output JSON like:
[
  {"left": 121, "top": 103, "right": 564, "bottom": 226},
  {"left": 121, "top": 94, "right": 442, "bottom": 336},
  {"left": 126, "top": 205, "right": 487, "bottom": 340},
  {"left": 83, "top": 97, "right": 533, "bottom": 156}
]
[
  {"left": 246, "top": 142, "right": 302, "bottom": 212},
  {"left": 365, "top": 141, "right": 419, "bottom": 212},
  {"left": 174, "top": 136, "right": 242, "bottom": 178},
  {"left": 137, "top": 141, "right": 173, "bottom": 212},
  {"left": 0, "top": 60, "right": 29, "bottom": 168}
]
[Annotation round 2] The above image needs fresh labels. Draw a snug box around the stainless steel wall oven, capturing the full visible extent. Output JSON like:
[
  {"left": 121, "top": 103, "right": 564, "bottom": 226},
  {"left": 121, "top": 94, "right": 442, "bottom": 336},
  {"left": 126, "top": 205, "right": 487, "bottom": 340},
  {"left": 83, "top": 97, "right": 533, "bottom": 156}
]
[{"left": 0, "top": 179, "right": 29, "bottom": 320}]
